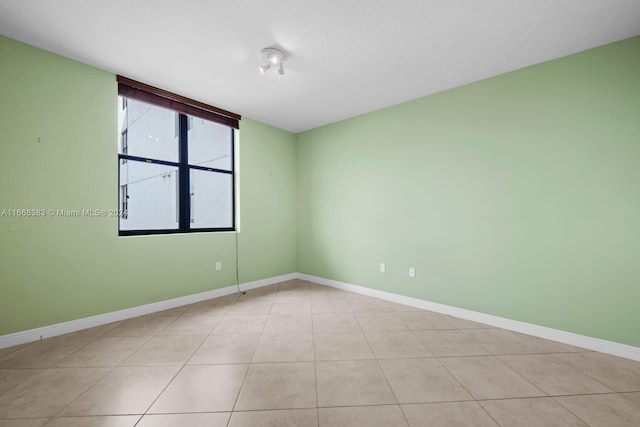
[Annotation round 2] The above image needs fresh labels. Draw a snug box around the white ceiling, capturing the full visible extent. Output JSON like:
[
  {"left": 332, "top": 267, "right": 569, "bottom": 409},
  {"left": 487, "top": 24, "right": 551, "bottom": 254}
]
[{"left": 1, "top": 1, "right": 639, "bottom": 133}]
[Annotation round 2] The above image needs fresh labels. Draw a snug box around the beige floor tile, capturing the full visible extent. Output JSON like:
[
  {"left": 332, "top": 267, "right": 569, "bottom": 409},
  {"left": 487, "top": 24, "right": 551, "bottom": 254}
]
[
  {"left": 157, "top": 314, "right": 221, "bottom": 335},
  {"left": 240, "top": 288, "right": 277, "bottom": 297},
  {"left": 229, "top": 409, "right": 317, "bottom": 427},
  {"left": 347, "top": 299, "right": 394, "bottom": 313},
  {"left": 0, "top": 368, "right": 108, "bottom": 418},
  {"left": 278, "top": 280, "right": 310, "bottom": 290},
  {"left": 309, "top": 286, "right": 347, "bottom": 300},
  {"left": 5, "top": 282, "right": 639, "bottom": 427},
  {"left": 0, "top": 338, "right": 93, "bottom": 368},
  {"left": 149, "top": 306, "right": 191, "bottom": 316},
  {"left": 379, "top": 358, "right": 472, "bottom": 403},
  {"left": 529, "top": 336, "right": 584, "bottom": 353},
  {"left": 440, "top": 356, "right": 544, "bottom": 399},
  {"left": 414, "top": 330, "right": 490, "bottom": 357},
  {"left": 263, "top": 315, "right": 313, "bottom": 334},
  {"left": 61, "top": 366, "right": 179, "bottom": 416},
  {"left": 212, "top": 294, "right": 243, "bottom": 304},
  {"left": 182, "top": 299, "right": 233, "bottom": 317},
  {"left": 319, "top": 405, "right": 408, "bottom": 427},
  {"left": 553, "top": 352, "right": 640, "bottom": 392},
  {"left": 398, "top": 312, "right": 456, "bottom": 330},
  {"left": 149, "top": 364, "right": 247, "bottom": 413},
  {"left": 235, "top": 291, "right": 277, "bottom": 303},
  {"left": 245, "top": 294, "right": 279, "bottom": 304},
  {"left": 312, "top": 313, "right": 361, "bottom": 333},
  {"left": 270, "top": 299, "right": 312, "bottom": 314},
  {"left": 247, "top": 287, "right": 277, "bottom": 297},
  {"left": 387, "top": 302, "right": 425, "bottom": 312},
  {"left": 55, "top": 337, "right": 145, "bottom": 367},
  {"left": 443, "top": 316, "right": 493, "bottom": 329},
  {"left": 279, "top": 279, "right": 308, "bottom": 286},
  {"left": 463, "top": 329, "right": 547, "bottom": 355},
  {"left": 235, "top": 362, "right": 316, "bottom": 410},
  {"left": 231, "top": 290, "right": 275, "bottom": 301},
  {"left": 227, "top": 300, "right": 274, "bottom": 315},
  {"left": 252, "top": 334, "right": 314, "bottom": 363},
  {"left": 188, "top": 334, "right": 260, "bottom": 364},
  {"left": 494, "top": 331, "right": 584, "bottom": 354},
  {"left": 499, "top": 354, "right": 613, "bottom": 395},
  {"left": 364, "top": 331, "right": 432, "bottom": 359},
  {"left": 342, "top": 291, "right": 378, "bottom": 300},
  {"left": 0, "top": 369, "right": 43, "bottom": 396},
  {"left": 102, "top": 316, "right": 175, "bottom": 338},
  {"left": 137, "top": 413, "right": 230, "bottom": 427},
  {"left": 311, "top": 299, "right": 353, "bottom": 314},
  {"left": 402, "top": 402, "right": 498, "bottom": 427},
  {"left": 61, "top": 322, "right": 123, "bottom": 339},
  {"left": 275, "top": 287, "right": 311, "bottom": 300},
  {"left": 314, "top": 332, "right": 374, "bottom": 361},
  {"left": 245, "top": 288, "right": 284, "bottom": 300},
  {"left": 356, "top": 313, "right": 409, "bottom": 331},
  {"left": 480, "top": 397, "right": 587, "bottom": 427},
  {"left": 212, "top": 315, "right": 268, "bottom": 334},
  {"left": 623, "top": 391, "right": 640, "bottom": 405},
  {"left": 0, "top": 344, "right": 29, "bottom": 360},
  {"left": 121, "top": 335, "right": 205, "bottom": 366},
  {"left": 554, "top": 393, "right": 640, "bottom": 427},
  {"left": 0, "top": 420, "right": 50, "bottom": 427},
  {"left": 44, "top": 415, "right": 141, "bottom": 426},
  {"left": 316, "top": 360, "right": 396, "bottom": 407}
]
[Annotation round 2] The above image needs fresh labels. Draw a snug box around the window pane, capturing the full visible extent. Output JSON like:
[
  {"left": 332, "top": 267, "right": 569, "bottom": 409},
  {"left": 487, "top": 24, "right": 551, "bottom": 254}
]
[
  {"left": 188, "top": 117, "right": 232, "bottom": 170},
  {"left": 190, "top": 169, "right": 233, "bottom": 228},
  {"left": 118, "top": 96, "right": 179, "bottom": 162},
  {"left": 120, "top": 160, "right": 179, "bottom": 231}
]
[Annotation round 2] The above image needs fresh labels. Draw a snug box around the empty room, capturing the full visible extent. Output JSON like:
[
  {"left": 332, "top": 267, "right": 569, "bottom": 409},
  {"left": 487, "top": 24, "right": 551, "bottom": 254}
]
[{"left": 1, "top": 1, "right": 640, "bottom": 426}]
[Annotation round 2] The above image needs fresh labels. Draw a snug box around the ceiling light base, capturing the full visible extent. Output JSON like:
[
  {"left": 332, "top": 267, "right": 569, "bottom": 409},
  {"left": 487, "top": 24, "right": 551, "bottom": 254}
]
[{"left": 259, "top": 47, "right": 286, "bottom": 75}]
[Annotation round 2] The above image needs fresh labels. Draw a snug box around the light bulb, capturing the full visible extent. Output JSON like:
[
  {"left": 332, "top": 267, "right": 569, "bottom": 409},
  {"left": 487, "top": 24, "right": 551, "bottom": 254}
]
[{"left": 259, "top": 64, "right": 270, "bottom": 74}]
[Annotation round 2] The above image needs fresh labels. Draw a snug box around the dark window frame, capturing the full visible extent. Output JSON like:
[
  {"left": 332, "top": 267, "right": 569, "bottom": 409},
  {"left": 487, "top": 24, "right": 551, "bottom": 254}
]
[{"left": 117, "top": 76, "right": 240, "bottom": 237}]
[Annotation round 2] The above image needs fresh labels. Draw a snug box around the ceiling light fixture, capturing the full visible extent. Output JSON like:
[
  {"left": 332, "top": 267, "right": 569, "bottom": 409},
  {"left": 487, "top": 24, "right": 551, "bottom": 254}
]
[{"left": 259, "top": 47, "right": 286, "bottom": 75}]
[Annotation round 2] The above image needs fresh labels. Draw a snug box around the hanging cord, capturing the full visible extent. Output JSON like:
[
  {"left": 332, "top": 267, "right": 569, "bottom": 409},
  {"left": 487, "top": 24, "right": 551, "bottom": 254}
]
[{"left": 235, "top": 229, "right": 245, "bottom": 295}]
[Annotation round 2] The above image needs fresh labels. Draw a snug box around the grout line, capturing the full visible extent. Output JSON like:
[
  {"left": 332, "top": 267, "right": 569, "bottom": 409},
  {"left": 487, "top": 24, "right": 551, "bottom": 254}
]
[
  {"left": 544, "top": 352, "right": 620, "bottom": 391},
  {"left": 229, "top": 283, "right": 280, "bottom": 418},
  {"left": 311, "top": 292, "right": 321, "bottom": 427},
  {"left": 549, "top": 394, "right": 601, "bottom": 425},
  {"left": 49, "top": 364, "right": 118, "bottom": 419}
]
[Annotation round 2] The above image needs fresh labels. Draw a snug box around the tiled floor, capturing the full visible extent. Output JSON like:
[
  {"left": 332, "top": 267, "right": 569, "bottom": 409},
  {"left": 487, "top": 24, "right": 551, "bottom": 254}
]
[{"left": 1, "top": 280, "right": 640, "bottom": 426}]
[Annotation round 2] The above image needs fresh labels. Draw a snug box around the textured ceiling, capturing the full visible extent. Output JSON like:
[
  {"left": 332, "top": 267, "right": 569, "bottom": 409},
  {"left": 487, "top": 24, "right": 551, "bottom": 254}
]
[{"left": 1, "top": 0, "right": 639, "bottom": 133}]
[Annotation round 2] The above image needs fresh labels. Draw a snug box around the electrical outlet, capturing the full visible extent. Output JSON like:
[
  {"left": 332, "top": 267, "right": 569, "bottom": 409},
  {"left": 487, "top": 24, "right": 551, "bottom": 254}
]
[
  {"left": 216, "top": 261, "right": 222, "bottom": 271},
  {"left": 380, "top": 263, "right": 386, "bottom": 273},
  {"left": 409, "top": 267, "right": 416, "bottom": 277}
]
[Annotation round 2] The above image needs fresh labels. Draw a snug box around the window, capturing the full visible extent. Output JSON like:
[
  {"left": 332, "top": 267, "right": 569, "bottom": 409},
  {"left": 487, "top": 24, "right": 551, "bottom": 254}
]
[
  {"left": 119, "top": 185, "right": 128, "bottom": 219},
  {"left": 117, "top": 76, "right": 240, "bottom": 236}
]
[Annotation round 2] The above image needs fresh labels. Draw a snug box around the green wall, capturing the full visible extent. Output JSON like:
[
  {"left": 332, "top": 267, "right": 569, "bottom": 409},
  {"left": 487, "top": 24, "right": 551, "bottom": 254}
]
[
  {"left": 0, "top": 36, "right": 297, "bottom": 335},
  {"left": 297, "top": 37, "right": 640, "bottom": 347},
  {"left": 238, "top": 119, "right": 297, "bottom": 283}
]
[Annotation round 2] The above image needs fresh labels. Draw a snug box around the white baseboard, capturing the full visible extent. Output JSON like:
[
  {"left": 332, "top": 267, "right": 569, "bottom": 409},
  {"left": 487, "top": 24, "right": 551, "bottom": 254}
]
[
  {"left": 0, "top": 273, "right": 297, "bottom": 350},
  {"left": 4, "top": 271, "right": 639, "bottom": 363},
  {"left": 238, "top": 273, "right": 298, "bottom": 292},
  {"left": 299, "top": 273, "right": 640, "bottom": 362}
]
